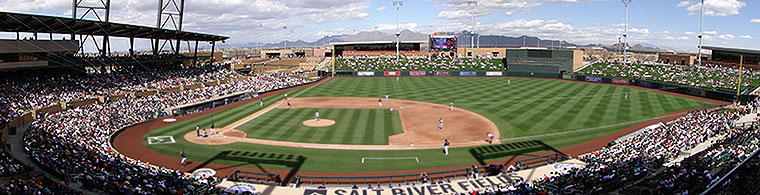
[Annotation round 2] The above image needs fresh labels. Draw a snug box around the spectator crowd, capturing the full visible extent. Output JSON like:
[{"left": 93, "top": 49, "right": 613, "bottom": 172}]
[
  {"left": 0, "top": 63, "right": 238, "bottom": 124},
  {"left": 578, "top": 62, "right": 760, "bottom": 92},
  {"left": 0, "top": 62, "right": 318, "bottom": 194},
  {"left": 336, "top": 56, "right": 504, "bottom": 71}
]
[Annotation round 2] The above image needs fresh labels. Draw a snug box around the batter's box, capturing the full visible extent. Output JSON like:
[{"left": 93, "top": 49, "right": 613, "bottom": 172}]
[{"left": 147, "top": 136, "right": 176, "bottom": 145}]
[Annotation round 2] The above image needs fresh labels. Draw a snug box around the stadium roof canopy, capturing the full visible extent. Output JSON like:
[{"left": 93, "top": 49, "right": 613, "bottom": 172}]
[
  {"left": 329, "top": 41, "right": 428, "bottom": 46},
  {"left": 0, "top": 11, "right": 228, "bottom": 42},
  {"left": 703, "top": 46, "right": 760, "bottom": 55}
]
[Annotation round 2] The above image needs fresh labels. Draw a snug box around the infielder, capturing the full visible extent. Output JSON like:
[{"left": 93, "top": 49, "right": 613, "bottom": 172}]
[
  {"left": 449, "top": 102, "right": 454, "bottom": 111},
  {"left": 378, "top": 98, "right": 383, "bottom": 108},
  {"left": 443, "top": 139, "right": 450, "bottom": 155},
  {"left": 438, "top": 118, "right": 444, "bottom": 130},
  {"left": 487, "top": 132, "right": 494, "bottom": 144},
  {"left": 180, "top": 150, "right": 187, "bottom": 167},
  {"left": 287, "top": 101, "right": 291, "bottom": 108},
  {"left": 315, "top": 111, "right": 320, "bottom": 121},
  {"left": 385, "top": 94, "right": 389, "bottom": 102},
  {"left": 390, "top": 108, "right": 394, "bottom": 115},
  {"left": 209, "top": 123, "right": 216, "bottom": 135}
]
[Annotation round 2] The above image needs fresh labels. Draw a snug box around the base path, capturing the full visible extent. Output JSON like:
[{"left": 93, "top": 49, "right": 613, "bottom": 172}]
[
  {"left": 183, "top": 97, "right": 500, "bottom": 149},
  {"left": 112, "top": 77, "right": 729, "bottom": 178}
]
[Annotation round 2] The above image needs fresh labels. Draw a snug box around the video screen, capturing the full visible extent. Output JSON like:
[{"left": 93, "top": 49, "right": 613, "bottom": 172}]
[{"left": 431, "top": 37, "right": 457, "bottom": 51}]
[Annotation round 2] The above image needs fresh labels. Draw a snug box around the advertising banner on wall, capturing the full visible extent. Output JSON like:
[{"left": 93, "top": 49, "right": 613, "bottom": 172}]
[
  {"left": 611, "top": 78, "right": 629, "bottom": 85},
  {"left": 585, "top": 77, "right": 602, "bottom": 82},
  {"left": 435, "top": 71, "right": 450, "bottom": 76},
  {"left": 384, "top": 71, "right": 400, "bottom": 76},
  {"left": 486, "top": 71, "right": 503, "bottom": 76},
  {"left": 687, "top": 88, "right": 707, "bottom": 97},
  {"left": 358, "top": 72, "right": 374, "bottom": 76},
  {"left": 638, "top": 81, "right": 652, "bottom": 88},
  {"left": 410, "top": 71, "right": 426, "bottom": 76},
  {"left": 460, "top": 71, "right": 477, "bottom": 76}
]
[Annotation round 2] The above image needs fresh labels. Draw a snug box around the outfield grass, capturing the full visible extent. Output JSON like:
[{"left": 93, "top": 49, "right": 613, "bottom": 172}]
[
  {"left": 144, "top": 77, "right": 715, "bottom": 172},
  {"left": 237, "top": 108, "right": 403, "bottom": 145}
]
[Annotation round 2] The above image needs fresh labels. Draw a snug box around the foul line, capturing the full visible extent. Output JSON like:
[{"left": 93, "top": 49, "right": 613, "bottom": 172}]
[
  {"left": 362, "top": 157, "right": 419, "bottom": 164},
  {"left": 219, "top": 81, "right": 324, "bottom": 132}
]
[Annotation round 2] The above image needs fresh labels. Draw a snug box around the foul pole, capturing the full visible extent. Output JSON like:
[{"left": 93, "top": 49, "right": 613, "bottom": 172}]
[{"left": 736, "top": 55, "right": 744, "bottom": 102}]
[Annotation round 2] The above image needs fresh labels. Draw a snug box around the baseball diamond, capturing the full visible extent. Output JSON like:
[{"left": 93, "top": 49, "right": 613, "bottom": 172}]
[{"left": 122, "top": 77, "right": 718, "bottom": 174}]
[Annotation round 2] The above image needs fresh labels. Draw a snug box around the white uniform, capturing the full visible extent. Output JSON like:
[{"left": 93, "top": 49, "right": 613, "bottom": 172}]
[
  {"left": 449, "top": 102, "right": 454, "bottom": 111},
  {"left": 438, "top": 118, "right": 444, "bottom": 130},
  {"left": 508, "top": 80, "right": 511, "bottom": 85},
  {"left": 315, "top": 111, "right": 320, "bottom": 121},
  {"left": 625, "top": 92, "right": 628, "bottom": 100},
  {"left": 260, "top": 100, "right": 264, "bottom": 106},
  {"left": 385, "top": 95, "right": 389, "bottom": 102}
]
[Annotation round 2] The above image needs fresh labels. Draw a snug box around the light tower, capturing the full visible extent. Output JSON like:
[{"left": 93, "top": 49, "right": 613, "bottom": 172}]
[
  {"left": 698, "top": 0, "right": 704, "bottom": 66},
  {"left": 467, "top": 0, "right": 477, "bottom": 57},
  {"left": 622, "top": 0, "right": 631, "bottom": 65},
  {"left": 393, "top": 0, "right": 403, "bottom": 60}
]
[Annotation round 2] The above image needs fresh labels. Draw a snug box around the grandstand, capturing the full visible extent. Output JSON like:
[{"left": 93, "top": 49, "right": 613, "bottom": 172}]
[
  {"left": 330, "top": 41, "right": 429, "bottom": 57},
  {"left": 2, "top": 1, "right": 760, "bottom": 195}
]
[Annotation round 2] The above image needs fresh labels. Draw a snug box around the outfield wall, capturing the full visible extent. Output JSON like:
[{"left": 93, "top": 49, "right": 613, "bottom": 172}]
[
  {"left": 336, "top": 70, "right": 561, "bottom": 79},
  {"left": 572, "top": 75, "right": 744, "bottom": 102}
]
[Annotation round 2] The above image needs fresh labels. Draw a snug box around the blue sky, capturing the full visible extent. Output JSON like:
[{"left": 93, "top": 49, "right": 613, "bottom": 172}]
[{"left": 1, "top": 0, "right": 758, "bottom": 52}]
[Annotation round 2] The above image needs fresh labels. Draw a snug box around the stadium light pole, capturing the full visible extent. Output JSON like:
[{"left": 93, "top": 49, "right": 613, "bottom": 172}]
[
  {"left": 468, "top": 0, "right": 477, "bottom": 57},
  {"left": 622, "top": 0, "right": 631, "bottom": 65},
  {"left": 393, "top": 0, "right": 403, "bottom": 61},
  {"left": 698, "top": 0, "right": 704, "bottom": 66}
]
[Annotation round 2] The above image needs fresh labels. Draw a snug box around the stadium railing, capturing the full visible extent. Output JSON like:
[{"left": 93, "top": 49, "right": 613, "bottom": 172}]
[
  {"left": 294, "top": 165, "right": 491, "bottom": 187},
  {"left": 700, "top": 146, "right": 760, "bottom": 194},
  {"left": 227, "top": 169, "right": 281, "bottom": 186},
  {"left": 515, "top": 153, "right": 570, "bottom": 169}
]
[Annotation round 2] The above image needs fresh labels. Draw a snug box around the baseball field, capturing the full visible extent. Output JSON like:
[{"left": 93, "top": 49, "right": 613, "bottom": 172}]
[{"left": 133, "top": 77, "right": 717, "bottom": 175}]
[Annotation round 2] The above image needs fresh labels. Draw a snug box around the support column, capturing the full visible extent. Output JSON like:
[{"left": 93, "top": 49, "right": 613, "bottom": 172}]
[
  {"left": 210, "top": 41, "right": 216, "bottom": 62},
  {"left": 193, "top": 40, "right": 199, "bottom": 66}
]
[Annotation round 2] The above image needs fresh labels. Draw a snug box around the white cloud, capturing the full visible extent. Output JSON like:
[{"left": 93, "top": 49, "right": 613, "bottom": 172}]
[
  {"left": 545, "top": 0, "right": 603, "bottom": 2},
  {"left": 739, "top": 35, "right": 752, "bottom": 39},
  {"left": 677, "top": 1, "right": 692, "bottom": 7},
  {"left": 717, "top": 34, "right": 735, "bottom": 40},
  {"left": 751, "top": 18, "right": 760, "bottom": 23},
  {"left": 436, "top": 0, "right": 542, "bottom": 20},
  {"left": 611, "top": 23, "right": 625, "bottom": 27},
  {"left": 678, "top": 36, "right": 689, "bottom": 40},
  {"left": 376, "top": 6, "right": 387, "bottom": 11},
  {"left": 683, "top": 0, "right": 747, "bottom": 16},
  {"left": 703, "top": 30, "right": 718, "bottom": 35},
  {"left": 684, "top": 32, "right": 696, "bottom": 35}
]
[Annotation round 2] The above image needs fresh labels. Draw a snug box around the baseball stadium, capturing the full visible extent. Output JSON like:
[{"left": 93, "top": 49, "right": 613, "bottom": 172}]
[{"left": 1, "top": 1, "right": 760, "bottom": 195}]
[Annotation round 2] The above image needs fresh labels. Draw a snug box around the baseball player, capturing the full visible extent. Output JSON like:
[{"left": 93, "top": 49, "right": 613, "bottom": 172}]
[
  {"left": 438, "top": 118, "right": 444, "bottom": 130},
  {"left": 180, "top": 150, "right": 187, "bottom": 167},
  {"left": 287, "top": 101, "right": 291, "bottom": 108},
  {"left": 449, "top": 102, "right": 454, "bottom": 111},
  {"left": 508, "top": 80, "right": 511, "bottom": 85},
  {"left": 385, "top": 94, "right": 389, "bottom": 102},
  {"left": 315, "top": 111, "right": 320, "bottom": 121},
  {"left": 260, "top": 99, "right": 264, "bottom": 106},
  {"left": 196, "top": 125, "right": 200, "bottom": 137},
  {"left": 487, "top": 132, "right": 494, "bottom": 144},
  {"left": 210, "top": 122, "right": 216, "bottom": 135},
  {"left": 390, "top": 108, "right": 394, "bottom": 115},
  {"left": 378, "top": 98, "right": 383, "bottom": 108},
  {"left": 443, "top": 139, "right": 450, "bottom": 155},
  {"left": 396, "top": 76, "right": 399, "bottom": 81},
  {"left": 625, "top": 92, "right": 628, "bottom": 100},
  {"left": 201, "top": 129, "right": 207, "bottom": 137}
]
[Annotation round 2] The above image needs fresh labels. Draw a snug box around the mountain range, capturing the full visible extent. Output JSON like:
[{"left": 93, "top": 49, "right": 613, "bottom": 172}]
[{"left": 222, "top": 29, "right": 674, "bottom": 53}]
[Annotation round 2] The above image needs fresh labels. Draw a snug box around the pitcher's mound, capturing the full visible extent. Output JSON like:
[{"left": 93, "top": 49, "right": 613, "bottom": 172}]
[{"left": 303, "top": 119, "right": 336, "bottom": 127}]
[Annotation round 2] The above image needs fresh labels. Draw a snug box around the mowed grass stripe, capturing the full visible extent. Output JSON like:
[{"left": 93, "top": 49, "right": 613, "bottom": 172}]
[{"left": 145, "top": 77, "right": 717, "bottom": 173}]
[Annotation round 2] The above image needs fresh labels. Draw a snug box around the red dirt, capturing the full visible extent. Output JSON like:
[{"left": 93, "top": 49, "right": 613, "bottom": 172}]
[{"left": 112, "top": 76, "right": 728, "bottom": 179}]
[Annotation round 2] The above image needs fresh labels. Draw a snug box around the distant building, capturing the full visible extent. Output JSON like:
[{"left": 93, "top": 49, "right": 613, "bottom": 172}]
[
  {"left": 329, "top": 41, "right": 429, "bottom": 57},
  {"left": 703, "top": 46, "right": 760, "bottom": 70},
  {"left": 658, "top": 53, "right": 700, "bottom": 65},
  {"left": 504, "top": 48, "right": 583, "bottom": 77}
]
